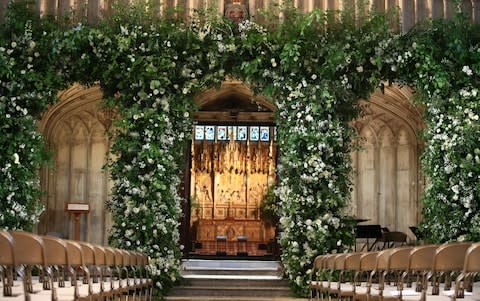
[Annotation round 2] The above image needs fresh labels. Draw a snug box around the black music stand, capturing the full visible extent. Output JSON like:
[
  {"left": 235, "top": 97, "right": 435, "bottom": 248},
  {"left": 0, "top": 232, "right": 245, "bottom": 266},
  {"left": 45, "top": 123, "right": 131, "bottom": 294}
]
[{"left": 355, "top": 224, "right": 383, "bottom": 251}]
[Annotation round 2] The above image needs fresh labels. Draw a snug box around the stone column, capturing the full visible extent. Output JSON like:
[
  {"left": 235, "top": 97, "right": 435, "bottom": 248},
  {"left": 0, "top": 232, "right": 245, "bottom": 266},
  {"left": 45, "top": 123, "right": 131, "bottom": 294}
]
[
  {"left": 88, "top": 0, "right": 100, "bottom": 23},
  {"left": 401, "top": 0, "right": 415, "bottom": 31}
]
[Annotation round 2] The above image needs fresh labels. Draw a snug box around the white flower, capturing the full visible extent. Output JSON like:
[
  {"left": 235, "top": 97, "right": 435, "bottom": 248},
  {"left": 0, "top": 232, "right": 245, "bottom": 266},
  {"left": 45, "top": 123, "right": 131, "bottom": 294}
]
[
  {"left": 462, "top": 65, "right": 473, "bottom": 76},
  {"left": 356, "top": 66, "right": 363, "bottom": 73},
  {"left": 13, "top": 153, "right": 20, "bottom": 165},
  {"left": 120, "top": 25, "right": 129, "bottom": 35},
  {"left": 11, "top": 41, "right": 17, "bottom": 48},
  {"left": 271, "top": 58, "right": 277, "bottom": 68}
]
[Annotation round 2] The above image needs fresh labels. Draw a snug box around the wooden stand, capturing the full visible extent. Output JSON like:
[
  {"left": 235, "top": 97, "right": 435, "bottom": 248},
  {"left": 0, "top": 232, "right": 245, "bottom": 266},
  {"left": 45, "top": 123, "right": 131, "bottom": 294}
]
[{"left": 65, "top": 203, "right": 90, "bottom": 241}]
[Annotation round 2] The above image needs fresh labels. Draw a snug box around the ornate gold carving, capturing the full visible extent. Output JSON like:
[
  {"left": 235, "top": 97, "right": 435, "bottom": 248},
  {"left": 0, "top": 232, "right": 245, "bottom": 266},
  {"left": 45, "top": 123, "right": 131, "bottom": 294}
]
[{"left": 190, "top": 125, "right": 277, "bottom": 255}]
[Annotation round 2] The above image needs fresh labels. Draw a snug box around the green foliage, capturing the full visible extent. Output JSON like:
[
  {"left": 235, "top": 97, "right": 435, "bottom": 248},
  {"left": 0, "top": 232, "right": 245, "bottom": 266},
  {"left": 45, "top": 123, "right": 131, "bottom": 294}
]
[
  {"left": 259, "top": 185, "right": 277, "bottom": 223},
  {"left": 394, "top": 14, "right": 480, "bottom": 243}
]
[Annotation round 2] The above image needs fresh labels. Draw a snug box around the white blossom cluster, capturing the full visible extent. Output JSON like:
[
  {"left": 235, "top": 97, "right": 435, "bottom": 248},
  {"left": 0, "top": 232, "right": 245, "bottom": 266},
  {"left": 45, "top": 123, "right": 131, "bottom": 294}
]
[{"left": 0, "top": 21, "right": 49, "bottom": 231}]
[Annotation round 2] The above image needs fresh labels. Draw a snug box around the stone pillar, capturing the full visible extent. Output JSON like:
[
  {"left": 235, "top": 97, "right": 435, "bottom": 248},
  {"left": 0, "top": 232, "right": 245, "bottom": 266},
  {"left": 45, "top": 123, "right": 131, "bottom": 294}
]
[
  {"left": 401, "top": 0, "right": 415, "bottom": 31},
  {"left": 431, "top": 0, "right": 444, "bottom": 18},
  {"left": 87, "top": 0, "right": 100, "bottom": 23},
  {"left": 474, "top": 0, "right": 480, "bottom": 23},
  {"left": 248, "top": 0, "right": 255, "bottom": 18},
  {"left": 0, "top": 0, "right": 8, "bottom": 22},
  {"left": 306, "top": 0, "right": 314, "bottom": 12},
  {"left": 415, "top": 0, "right": 428, "bottom": 23},
  {"left": 44, "top": 0, "right": 57, "bottom": 16}
]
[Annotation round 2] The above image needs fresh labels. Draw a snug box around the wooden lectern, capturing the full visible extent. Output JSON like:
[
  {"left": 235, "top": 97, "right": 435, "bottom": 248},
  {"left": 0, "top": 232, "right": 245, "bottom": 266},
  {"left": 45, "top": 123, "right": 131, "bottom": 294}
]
[{"left": 65, "top": 202, "right": 90, "bottom": 241}]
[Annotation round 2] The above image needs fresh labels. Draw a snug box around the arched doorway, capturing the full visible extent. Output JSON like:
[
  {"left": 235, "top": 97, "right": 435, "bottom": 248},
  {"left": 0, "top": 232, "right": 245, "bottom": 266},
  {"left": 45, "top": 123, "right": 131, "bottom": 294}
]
[
  {"left": 351, "top": 84, "right": 424, "bottom": 240},
  {"left": 181, "top": 80, "right": 279, "bottom": 258},
  {"left": 38, "top": 84, "right": 112, "bottom": 244}
]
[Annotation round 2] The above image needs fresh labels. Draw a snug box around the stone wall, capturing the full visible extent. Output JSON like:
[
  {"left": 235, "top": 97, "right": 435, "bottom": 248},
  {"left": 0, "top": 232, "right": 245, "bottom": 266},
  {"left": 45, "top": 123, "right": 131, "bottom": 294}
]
[
  {"left": 38, "top": 84, "right": 112, "bottom": 244},
  {"left": 1, "top": 0, "right": 479, "bottom": 30}
]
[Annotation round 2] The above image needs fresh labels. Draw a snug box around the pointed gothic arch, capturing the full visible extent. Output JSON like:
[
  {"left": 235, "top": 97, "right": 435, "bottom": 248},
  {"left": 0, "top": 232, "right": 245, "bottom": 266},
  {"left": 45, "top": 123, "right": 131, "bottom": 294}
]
[
  {"left": 351, "top": 84, "right": 424, "bottom": 239},
  {"left": 38, "top": 84, "right": 112, "bottom": 244}
]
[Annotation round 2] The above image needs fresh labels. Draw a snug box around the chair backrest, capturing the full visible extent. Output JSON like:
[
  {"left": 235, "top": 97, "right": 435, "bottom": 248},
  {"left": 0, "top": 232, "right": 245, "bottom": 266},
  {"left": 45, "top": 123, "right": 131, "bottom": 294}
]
[
  {"left": 77, "top": 241, "right": 95, "bottom": 266},
  {"left": 408, "top": 244, "right": 437, "bottom": 271},
  {"left": 130, "top": 251, "right": 139, "bottom": 266},
  {"left": 464, "top": 243, "right": 480, "bottom": 273},
  {"left": 325, "top": 254, "right": 339, "bottom": 270},
  {"left": 113, "top": 248, "right": 124, "bottom": 266},
  {"left": 141, "top": 253, "right": 149, "bottom": 266},
  {"left": 104, "top": 247, "right": 115, "bottom": 266},
  {"left": 10, "top": 231, "right": 46, "bottom": 266},
  {"left": 42, "top": 235, "right": 68, "bottom": 266},
  {"left": 388, "top": 246, "right": 414, "bottom": 270},
  {"left": 433, "top": 242, "right": 471, "bottom": 272},
  {"left": 334, "top": 253, "right": 348, "bottom": 270},
  {"left": 65, "top": 240, "right": 84, "bottom": 266},
  {"left": 375, "top": 249, "right": 393, "bottom": 271},
  {"left": 359, "top": 251, "right": 379, "bottom": 271},
  {"left": 0, "top": 230, "right": 15, "bottom": 265},
  {"left": 117, "top": 249, "right": 129, "bottom": 267},
  {"left": 93, "top": 245, "right": 106, "bottom": 266},
  {"left": 313, "top": 254, "right": 325, "bottom": 270},
  {"left": 344, "top": 252, "right": 362, "bottom": 270}
]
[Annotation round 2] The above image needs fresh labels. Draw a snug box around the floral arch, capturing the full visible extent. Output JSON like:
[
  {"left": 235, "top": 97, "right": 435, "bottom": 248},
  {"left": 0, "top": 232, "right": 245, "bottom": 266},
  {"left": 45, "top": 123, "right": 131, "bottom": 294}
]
[{"left": 1, "top": 3, "right": 479, "bottom": 297}]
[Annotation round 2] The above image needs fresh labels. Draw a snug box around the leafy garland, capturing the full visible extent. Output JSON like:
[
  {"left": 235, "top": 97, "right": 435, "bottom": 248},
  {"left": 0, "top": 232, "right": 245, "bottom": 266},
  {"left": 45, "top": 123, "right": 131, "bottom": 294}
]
[{"left": 0, "top": 2, "right": 479, "bottom": 296}]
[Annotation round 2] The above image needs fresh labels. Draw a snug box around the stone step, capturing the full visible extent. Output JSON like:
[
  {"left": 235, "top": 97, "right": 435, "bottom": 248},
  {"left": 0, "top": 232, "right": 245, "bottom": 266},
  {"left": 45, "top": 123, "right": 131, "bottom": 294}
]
[
  {"left": 182, "top": 277, "right": 290, "bottom": 287},
  {"left": 181, "top": 259, "right": 283, "bottom": 277},
  {"left": 182, "top": 268, "right": 282, "bottom": 276},
  {"left": 167, "top": 285, "right": 293, "bottom": 297},
  {"left": 167, "top": 259, "right": 292, "bottom": 301},
  {"left": 165, "top": 297, "right": 308, "bottom": 301}
]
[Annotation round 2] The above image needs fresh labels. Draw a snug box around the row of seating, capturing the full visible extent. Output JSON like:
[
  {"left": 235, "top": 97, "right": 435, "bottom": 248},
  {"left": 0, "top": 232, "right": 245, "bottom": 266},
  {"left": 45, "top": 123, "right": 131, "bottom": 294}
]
[
  {"left": 0, "top": 230, "right": 152, "bottom": 301},
  {"left": 309, "top": 242, "right": 480, "bottom": 301}
]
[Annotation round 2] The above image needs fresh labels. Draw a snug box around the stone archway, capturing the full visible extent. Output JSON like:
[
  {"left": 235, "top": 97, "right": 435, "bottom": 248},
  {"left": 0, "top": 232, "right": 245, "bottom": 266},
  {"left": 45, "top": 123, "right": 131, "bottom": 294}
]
[
  {"left": 351, "top": 84, "right": 424, "bottom": 240},
  {"left": 38, "top": 84, "right": 112, "bottom": 244}
]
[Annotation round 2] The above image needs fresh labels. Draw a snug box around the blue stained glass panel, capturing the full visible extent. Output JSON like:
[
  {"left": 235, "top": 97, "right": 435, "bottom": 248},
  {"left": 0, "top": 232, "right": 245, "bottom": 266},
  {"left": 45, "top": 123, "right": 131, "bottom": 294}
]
[
  {"left": 260, "top": 126, "right": 270, "bottom": 141},
  {"left": 237, "top": 126, "right": 247, "bottom": 141},
  {"left": 205, "top": 126, "right": 215, "bottom": 140},
  {"left": 195, "top": 126, "right": 205, "bottom": 140},
  {"left": 250, "top": 126, "right": 259, "bottom": 141}
]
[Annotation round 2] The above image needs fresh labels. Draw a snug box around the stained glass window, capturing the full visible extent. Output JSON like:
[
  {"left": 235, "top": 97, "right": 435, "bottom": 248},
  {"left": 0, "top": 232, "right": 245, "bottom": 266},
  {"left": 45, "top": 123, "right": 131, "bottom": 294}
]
[
  {"left": 237, "top": 126, "right": 247, "bottom": 141},
  {"left": 217, "top": 126, "right": 227, "bottom": 140},
  {"left": 205, "top": 126, "right": 215, "bottom": 140},
  {"left": 260, "top": 126, "right": 270, "bottom": 141},
  {"left": 250, "top": 126, "right": 259, "bottom": 141},
  {"left": 195, "top": 126, "right": 205, "bottom": 140}
]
